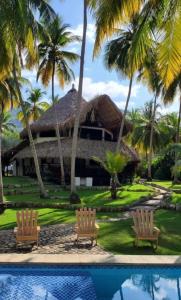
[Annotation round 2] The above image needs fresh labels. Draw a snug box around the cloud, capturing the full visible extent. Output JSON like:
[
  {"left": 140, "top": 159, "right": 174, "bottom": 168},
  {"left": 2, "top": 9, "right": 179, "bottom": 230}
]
[{"left": 71, "top": 23, "right": 96, "bottom": 43}]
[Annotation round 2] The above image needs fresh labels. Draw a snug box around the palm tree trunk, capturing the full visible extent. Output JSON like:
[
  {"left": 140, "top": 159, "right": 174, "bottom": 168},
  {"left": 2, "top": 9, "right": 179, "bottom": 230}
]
[
  {"left": 52, "top": 60, "right": 65, "bottom": 186},
  {"left": 147, "top": 94, "right": 157, "bottom": 181},
  {"left": 176, "top": 97, "right": 181, "bottom": 143},
  {"left": 116, "top": 75, "right": 133, "bottom": 152},
  {"left": 70, "top": 0, "right": 87, "bottom": 193},
  {"left": 13, "top": 62, "right": 47, "bottom": 198},
  {"left": 173, "top": 96, "right": 181, "bottom": 183},
  {"left": 0, "top": 113, "right": 4, "bottom": 204}
]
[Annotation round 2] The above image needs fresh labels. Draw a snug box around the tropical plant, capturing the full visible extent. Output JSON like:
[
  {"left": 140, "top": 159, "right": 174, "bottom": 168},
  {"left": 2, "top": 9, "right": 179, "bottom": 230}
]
[
  {"left": 138, "top": 49, "right": 162, "bottom": 180},
  {"left": 104, "top": 16, "right": 151, "bottom": 152},
  {"left": 17, "top": 88, "right": 49, "bottom": 125},
  {"left": 93, "top": 151, "right": 128, "bottom": 199},
  {"left": 0, "top": 77, "right": 19, "bottom": 204},
  {"left": 93, "top": 0, "right": 181, "bottom": 89},
  {"left": 130, "top": 101, "right": 163, "bottom": 161},
  {"left": 70, "top": 0, "right": 88, "bottom": 195},
  {"left": 0, "top": 0, "right": 56, "bottom": 197},
  {"left": 37, "top": 15, "right": 79, "bottom": 186},
  {"left": 162, "top": 73, "right": 181, "bottom": 182}
]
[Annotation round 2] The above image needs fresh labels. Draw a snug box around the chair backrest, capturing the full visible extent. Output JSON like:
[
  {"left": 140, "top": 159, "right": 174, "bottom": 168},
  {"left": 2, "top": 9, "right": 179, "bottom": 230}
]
[
  {"left": 16, "top": 209, "right": 38, "bottom": 236},
  {"left": 76, "top": 208, "right": 96, "bottom": 233},
  {"left": 131, "top": 209, "right": 154, "bottom": 236}
]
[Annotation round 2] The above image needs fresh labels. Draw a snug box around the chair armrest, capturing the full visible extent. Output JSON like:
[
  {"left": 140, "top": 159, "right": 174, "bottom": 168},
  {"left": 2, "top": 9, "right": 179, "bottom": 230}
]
[
  {"left": 95, "top": 223, "right": 99, "bottom": 229},
  {"left": 153, "top": 226, "right": 160, "bottom": 235}
]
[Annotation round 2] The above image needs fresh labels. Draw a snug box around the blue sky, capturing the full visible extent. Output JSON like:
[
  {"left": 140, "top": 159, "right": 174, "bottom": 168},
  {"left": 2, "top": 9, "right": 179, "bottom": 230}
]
[{"left": 23, "top": 0, "right": 179, "bottom": 113}]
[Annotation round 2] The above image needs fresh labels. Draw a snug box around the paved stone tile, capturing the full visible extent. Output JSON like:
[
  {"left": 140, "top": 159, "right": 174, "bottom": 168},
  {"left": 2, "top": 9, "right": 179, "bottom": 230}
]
[{"left": 0, "top": 224, "right": 107, "bottom": 255}]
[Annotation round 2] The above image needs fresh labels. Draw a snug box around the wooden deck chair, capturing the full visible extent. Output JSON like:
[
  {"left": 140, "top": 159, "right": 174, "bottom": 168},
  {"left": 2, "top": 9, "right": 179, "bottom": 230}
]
[
  {"left": 14, "top": 209, "right": 40, "bottom": 247},
  {"left": 131, "top": 209, "right": 160, "bottom": 249},
  {"left": 75, "top": 208, "right": 99, "bottom": 245}
]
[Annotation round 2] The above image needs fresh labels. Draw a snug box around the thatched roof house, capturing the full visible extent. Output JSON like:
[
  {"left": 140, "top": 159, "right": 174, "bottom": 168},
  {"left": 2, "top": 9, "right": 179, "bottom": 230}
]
[{"left": 10, "top": 87, "right": 138, "bottom": 185}]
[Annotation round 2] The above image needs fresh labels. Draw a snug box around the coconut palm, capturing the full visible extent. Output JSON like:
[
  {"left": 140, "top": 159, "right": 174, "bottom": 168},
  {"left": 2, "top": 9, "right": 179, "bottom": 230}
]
[
  {"left": 0, "top": 0, "right": 56, "bottom": 197},
  {"left": 70, "top": 0, "right": 88, "bottom": 195},
  {"left": 0, "top": 78, "right": 19, "bottom": 204},
  {"left": 17, "top": 88, "right": 49, "bottom": 125},
  {"left": 138, "top": 49, "right": 162, "bottom": 180},
  {"left": 163, "top": 73, "right": 181, "bottom": 183},
  {"left": 130, "top": 102, "right": 163, "bottom": 161},
  {"left": 104, "top": 16, "right": 151, "bottom": 152},
  {"left": 93, "top": 151, "right": 128, "bottom": 199},
  {"left": 1, "top": 112, "right": 16, "bottom": 134},
  {"left": 93, "top": 0, "right": 181, "bottom": 89},
  {"left": 37, "top": 16, "right": 79, "bottom": 186}
]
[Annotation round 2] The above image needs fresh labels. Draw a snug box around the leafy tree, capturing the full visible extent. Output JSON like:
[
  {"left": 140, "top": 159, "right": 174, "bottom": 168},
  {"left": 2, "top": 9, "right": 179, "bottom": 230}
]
[
  {"left": 17, "top": 88, "right": 49, "bottom": 125},
  {"left": 138, "top": 49, "right": 162, "bottom": 180},
  {"left": 130, "top": 102, "right": 163, "bottom": 161},
  {"left": 0, "top": 77, "right": 19, "bottom": 203},
  {"left": 37, "top": 15, "right": 79, "bottom": 186},
  {"left": 104, "top": 16, "right": 151, "bottom": 152},
  {"left": 70, "top": 0, "right": 88, "bottom": 195},
  {"left": 0, "top": 0, "right": 56, "bottom": 197},
  {"left": 93, "top": 0, "right": 181, "bottom": 89},
  {"left": 93, "top": 151, "right": 128, "bottom": 199}
]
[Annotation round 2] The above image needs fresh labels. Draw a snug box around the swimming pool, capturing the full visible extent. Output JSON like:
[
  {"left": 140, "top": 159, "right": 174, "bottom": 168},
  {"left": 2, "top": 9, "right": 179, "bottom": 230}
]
[{"left": 0, "top": 264, "right": 180, "bottom": 300}]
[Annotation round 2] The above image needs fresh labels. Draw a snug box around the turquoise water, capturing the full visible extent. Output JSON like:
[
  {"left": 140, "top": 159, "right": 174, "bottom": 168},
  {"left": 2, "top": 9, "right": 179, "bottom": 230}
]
[{"left": 0, "top": 265, "right": 181, "bottom": 300}]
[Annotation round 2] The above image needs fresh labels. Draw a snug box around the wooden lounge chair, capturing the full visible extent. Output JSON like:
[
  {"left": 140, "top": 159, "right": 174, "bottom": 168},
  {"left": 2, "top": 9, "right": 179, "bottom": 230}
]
[
  {"left": 75, "top": 208, "right": 99, "bottom": 245},
  {"left": 131, "top": 209, "right": 160, "bottom": 249},
  {"left": 14, "top": 209, "right": 40, "bottom": 247}
]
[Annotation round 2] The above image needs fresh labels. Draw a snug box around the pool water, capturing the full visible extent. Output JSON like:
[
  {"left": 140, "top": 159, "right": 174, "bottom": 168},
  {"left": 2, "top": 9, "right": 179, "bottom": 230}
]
[{"left": 0, "top": 265, "right": 180, "bottom": 300}]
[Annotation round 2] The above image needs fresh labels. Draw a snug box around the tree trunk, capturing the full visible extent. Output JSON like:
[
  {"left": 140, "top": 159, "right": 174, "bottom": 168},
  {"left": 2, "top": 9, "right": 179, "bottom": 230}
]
[
  {"left": 147, "top": 94, "right": 157, "bottom": 181},
  {"left": 116, "top": 75, "right": 133, "bottom": 152},
  {"left": 110, "top": 175, "right": 117, "bottom": 199},
  {"left": 173, "top": 96, "right": 181, "bottom": 183},
  {"left": 52, "top": 60, "right": 65, "bottom": 186},
  {"left": 13, "top": 62, "right": 47, "bottom": 198},
  {"left": 70, "top": 0, "right": 87, "bottom": 193},
  {"left": 0, "top": 113, "right": 4, "bottom": 204}
]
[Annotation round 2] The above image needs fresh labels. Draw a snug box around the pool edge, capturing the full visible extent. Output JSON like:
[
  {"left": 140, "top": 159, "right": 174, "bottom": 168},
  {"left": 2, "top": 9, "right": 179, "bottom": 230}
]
[{"left": 0, "top": 254, "right": 181, "bottom": 265}]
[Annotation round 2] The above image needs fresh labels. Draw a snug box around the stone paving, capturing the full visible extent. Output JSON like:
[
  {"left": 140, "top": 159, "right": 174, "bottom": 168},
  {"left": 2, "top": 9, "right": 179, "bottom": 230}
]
[{"left": 0, "top": 223, "right": 108, "bottom": 254}]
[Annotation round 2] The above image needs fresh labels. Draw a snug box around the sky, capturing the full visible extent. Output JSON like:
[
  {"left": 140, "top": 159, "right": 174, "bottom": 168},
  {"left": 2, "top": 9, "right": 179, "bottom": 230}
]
[{"left": 22, "top": 0, "right": 179, "bottom": 114}]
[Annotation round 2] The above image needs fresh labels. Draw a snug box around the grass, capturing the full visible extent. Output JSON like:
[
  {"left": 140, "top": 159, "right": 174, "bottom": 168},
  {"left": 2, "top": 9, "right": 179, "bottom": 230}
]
[
  {"left": 152, "top": 180, "right": 181, "bottom": 190},
  {"left": 171, "top": 193, "right": 181, "bottom": 204},
  {"left": 4, "top": 189, "right": 152, "bottom": 207},
  {"left": 0, "top": 208, "right": 121, "bottom": 230},
  {"left": 3, "top": 176, "right": 37, "bottom": 186},
  {"left": 98, "top": 210, "right": 181, "bottom": 255}
]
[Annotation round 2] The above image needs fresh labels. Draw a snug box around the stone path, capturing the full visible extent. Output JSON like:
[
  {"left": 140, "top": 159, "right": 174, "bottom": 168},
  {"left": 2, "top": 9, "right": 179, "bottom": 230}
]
[{"left": 0, "top": 224, "right": 107, "bottom": 254}]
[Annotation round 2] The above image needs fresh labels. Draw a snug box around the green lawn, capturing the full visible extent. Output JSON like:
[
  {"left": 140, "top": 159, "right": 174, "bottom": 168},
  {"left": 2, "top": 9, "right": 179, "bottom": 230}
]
[
  {"left": 171, "top": 193, "right": 181, "bottom": 204},
  {"left": 0, "top": 208, "right": 121, "bottom": 230},
  {"left": 98, "top": 210, "right": 181, "bottom": 255},
  {"left": 152, "top": 180, "right": 181, "bottom": 190},
  {"left": 4, "top": 189, "right": 152, "bottom": 207},
  {"left": 3, "top": 176, "right": 37, "bottom": 186}
]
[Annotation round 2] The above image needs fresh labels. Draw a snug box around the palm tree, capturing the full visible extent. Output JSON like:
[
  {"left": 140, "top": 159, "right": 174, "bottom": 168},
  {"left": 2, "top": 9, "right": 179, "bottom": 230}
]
[
  {"left": 138, "top": 49, "right": 162, "bottom": 180},
  {"left": 70, "top": 0, "right": 88, "bottom": 195},
  {"left": 1, "top": 112, "right": 16, "bottom": 134},
  {"left": 37, "top": 15, "right": 79, "bottom": 186},
  {"left": 104, "top": 16, "right": 150, "bottom": 152},
  {"left": 93, "top": 151, "right": 128, "bottom": 199},
  {"left": 93, "top": 0, "right": 181, "bottom": 90},
  {"left": 0, "top": 78, "right": 19, "bottom": 204},
  {"left": 130, "top": 102, "right": 163, "bottom": 161},
  {"left": 0, "top": 0, "right": 56, "bottom": 197},
  {"left": 163, "top": 73, "right": 181, "bottom": 183},
  {"left": 17, "top": 88, "right": 49, "bottom": 125}
]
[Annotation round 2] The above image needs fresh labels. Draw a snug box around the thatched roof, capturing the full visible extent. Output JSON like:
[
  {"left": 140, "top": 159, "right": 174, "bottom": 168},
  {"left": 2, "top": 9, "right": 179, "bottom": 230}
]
[
  {"left": 13, "top": 138, "right": 138, "bottom": 162},
  {"left": 20, "top": 87, "right": 131, "bottom": 138}
]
